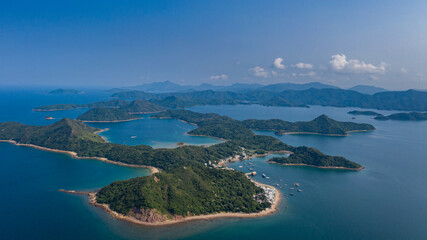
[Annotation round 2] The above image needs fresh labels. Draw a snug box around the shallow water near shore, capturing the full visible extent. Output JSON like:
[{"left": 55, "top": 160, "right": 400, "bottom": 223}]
[{"left": 1, "top": 88, "right": 427, "bottom": 239}]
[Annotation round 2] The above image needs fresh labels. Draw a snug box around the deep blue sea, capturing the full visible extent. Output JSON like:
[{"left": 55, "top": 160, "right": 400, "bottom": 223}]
[{"left": 1, "top": 87, "right": 426, "bottom": 240}]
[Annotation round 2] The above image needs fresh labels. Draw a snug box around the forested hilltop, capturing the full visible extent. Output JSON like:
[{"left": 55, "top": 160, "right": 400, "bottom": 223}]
[
  {"left": 76, "top": 108, "right": 141, "bottom": 122},
  {"left": 268, "top": 147, "right": 363, "bottom": 170},
  {"left": 153, "top": 110, "right": 375, "bottom": 137},
  {"left": 97, "top": 166, "right": 271, "bottom": 220}
]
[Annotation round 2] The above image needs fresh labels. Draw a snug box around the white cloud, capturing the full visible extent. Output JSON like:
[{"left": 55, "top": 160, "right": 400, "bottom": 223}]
[
  {"left": 209, "top": 74, "right": 228, "bottom": 80},
  {"left": 273, "top": 57, "right": 286, "bottom": 69},
  {"left": 291, "top": 71, "right": 316, "bottom": 77},
  {"left": 249, "top": 66, "right": 270, "bottom": 78},
  {"left": 330, "top": 54, "right": 386, "bottom": 74},
  {"left": 293, "top": 62, "right": 313, "bottom": 69},
  {"left": 401, "top": 67, "right": 408, "bottom": 73}
]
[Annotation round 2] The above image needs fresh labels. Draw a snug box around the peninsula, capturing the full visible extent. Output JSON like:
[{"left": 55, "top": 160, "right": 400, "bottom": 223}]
[{"left": 34, "top": 99, "right": 165, "bottom": 114}]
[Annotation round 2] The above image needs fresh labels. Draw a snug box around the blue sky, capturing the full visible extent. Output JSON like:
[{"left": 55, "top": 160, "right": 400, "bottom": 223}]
[{"left": 1, "top": 0, "right": 426, "bottom": 89}]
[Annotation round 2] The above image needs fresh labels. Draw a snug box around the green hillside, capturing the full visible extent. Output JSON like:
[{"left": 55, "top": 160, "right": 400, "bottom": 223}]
[
  {"left": 96, "top": 166, "right": 270, "bottom": 218},
  {"left": 269, "top": 146, "right": 363, "bottom": 169},
  {"left": 77, "top": 108, "right": 141, "bottom": 122}
]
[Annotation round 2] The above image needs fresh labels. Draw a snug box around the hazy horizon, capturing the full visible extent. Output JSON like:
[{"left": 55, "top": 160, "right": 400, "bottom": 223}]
[{"left": 1, "top": 1, "right": 426, "bottom": 90}]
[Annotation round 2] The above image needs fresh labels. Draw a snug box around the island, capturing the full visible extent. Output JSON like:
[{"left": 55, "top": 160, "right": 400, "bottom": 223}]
[
  {"left": 348, "top": 110, "right": 427, "bottom": 121},
  {"left": 374, "top": 112, "right": 427, "bottom": 121},
  {"left": 76, "top": 108, "right": 142, "bottom": 122},
  {"left": 34, "top": 99, "right": 165, "bottom": 114},
  {"left": 0, "top": 109, "right": 364, "bottom": 225},
  {"left": 267, "top": 146, "right": 363, "bottom": 170},
  {"left": 348, "top": 110, "right": 382, "bottom": 116},
  {"left": 94, "top": 166, "right": 276, "bottom": 225},
  {"left": 49, "top": 88, "right": 84, "bottom": 94}
]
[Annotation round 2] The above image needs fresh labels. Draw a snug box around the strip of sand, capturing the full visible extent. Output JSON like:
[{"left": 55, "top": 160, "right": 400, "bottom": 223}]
[{"left": 0, "top": 140, "right": 159, "bottom": 174}]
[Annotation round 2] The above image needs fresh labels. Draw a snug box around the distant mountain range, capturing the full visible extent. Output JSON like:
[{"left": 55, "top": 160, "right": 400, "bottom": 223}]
[
  {"left": 347, "top": 85, "right": 387, "bottom": 95},
  {"left": 111, "top": 81, "right": 341, "bottom": 93},
  {"left": 111, "top": 88, "right": 427, "bottom": 111}
]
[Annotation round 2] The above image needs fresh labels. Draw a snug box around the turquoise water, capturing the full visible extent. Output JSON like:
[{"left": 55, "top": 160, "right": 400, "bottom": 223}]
[
  {"left": 88, "top": 116, "right": 222, "bottom": 148},
  {"left": 1, "top": 89, "right": 427, "bottom": 239}
]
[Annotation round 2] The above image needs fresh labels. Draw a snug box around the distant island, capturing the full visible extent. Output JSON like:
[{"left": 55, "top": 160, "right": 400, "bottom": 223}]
[
  {"left": 76, "top": 108, "right": 142, "bottom": 122},
  {"left": 49, "top": 88, "right": 84, "bottom": 94},
  {"left": 348, "top": 110, "right": 382, "bottom": 116},
  {"left": 153, "top": 110, "right": 375, "bottom": 137},
  {"left": 268, "top": 146, "right": 363, "bottom": 170},
  {"left": 0, "top": 109, "right": 366, "bottom": 225},
  {"left": 374, "top": 112, "right": 427, "bottom": 121},
  {"left": 34, "top": 99, "right": 165, "bottom": 114},
  {"left": 348, "top": 110, "right": 427, "bottom": 121}
]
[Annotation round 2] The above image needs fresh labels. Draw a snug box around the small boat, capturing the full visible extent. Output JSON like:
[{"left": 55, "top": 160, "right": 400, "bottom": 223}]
[
  {"left": 130, "top": 136, "right": 137, "bottom": 139},
  {"left": 239, "top": 166, "right": 243, "bottom": 168},
  {"left": 297, "top": 189, "right": 303, "bottom": 192},
  {"left": 289, "top": 187, "right": 295, "bottom": 190},
  {"left": 262, "top": 173, "right": 270, "bottom": 179},
  {"left": 45, "top": 116, "right": 54, "bottom": 120},
  {"left": 290, "top": 193, "right": 294, "bottom": 196},
  {"left": 294, "top": 182, "right": 300, "bottom": 187}
]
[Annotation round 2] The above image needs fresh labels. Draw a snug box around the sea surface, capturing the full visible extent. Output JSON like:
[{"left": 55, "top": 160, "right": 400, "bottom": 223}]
[{"left": 1, "top": 87, "right": 426, "bottom": 240}]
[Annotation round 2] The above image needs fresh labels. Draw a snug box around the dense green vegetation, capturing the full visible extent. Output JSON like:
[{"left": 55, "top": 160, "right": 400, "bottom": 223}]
[
  {"left": 348, "top": 110, "right": 382, "bottom": 116},
  {"left": 96, "top": 166, "right": 270, "bottom": 217},
  {"left": 34, "top": 99, "right": 164, "bottom": 114},
  {"left": 243, "top": 115, "right": 375, "bottom": 135},
  {"left": 374, "top": 112, "right": 427, "bottom": 121},
  {"left": 260, "top": 96, "right": 308, "bottom": 108},
  {"left": 111, "top": 88, "right": 427, "bottom": 111},
  {"left": 76, "top": 108, "right": 141, "bottom": 122},
  {"left": 34, "top": 99, "right": 129, "bottom": 111},
  {"left": 154, "top": 110, "right": 375, "bottom": 136},
  {"left": 269, "top": 146, "right": 363, "bottom": 169},
  {"left": 120, "top": 99, "right": 166, "bottom": 113}
]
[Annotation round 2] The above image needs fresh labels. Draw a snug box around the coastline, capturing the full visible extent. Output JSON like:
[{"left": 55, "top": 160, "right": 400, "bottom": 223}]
[
  {"left": 83, "top": 179, "right": 281, "bottom": 227},
  {"left": 80, "top": 117, "right": 142, "bottom": 123},
  {"left": 93, "top": 128, "right": 110, "bottom": 143},
  {"left": 255, "top": 129, "right": 375, "bottom": 137},
  {"left": 0, "top": 140, "right": 159, "bottom": 174},
  {"left": 266, "top": 160, "right": 365, "bottom": 171}
]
